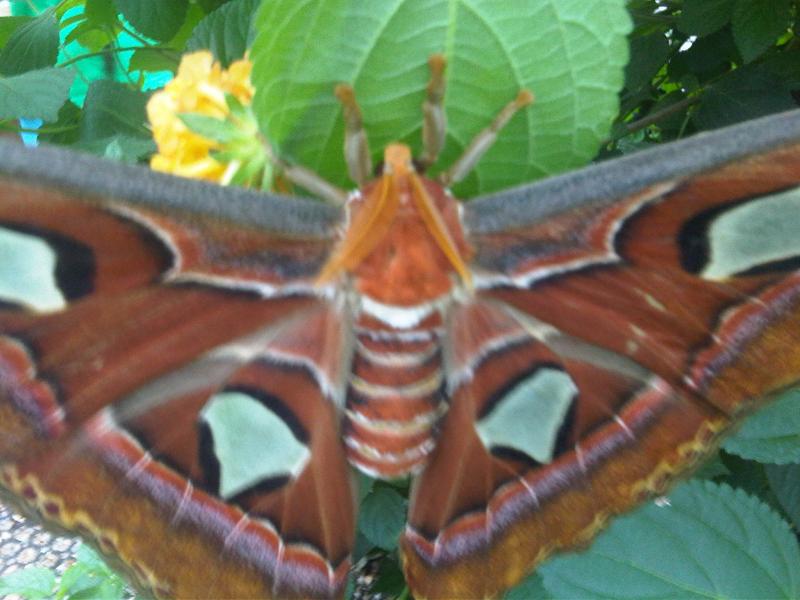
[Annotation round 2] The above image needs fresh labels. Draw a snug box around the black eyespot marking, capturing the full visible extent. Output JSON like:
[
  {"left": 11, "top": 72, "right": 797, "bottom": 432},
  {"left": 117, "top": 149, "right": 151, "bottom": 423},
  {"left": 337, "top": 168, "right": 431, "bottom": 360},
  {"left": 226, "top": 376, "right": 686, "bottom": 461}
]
[
  {"left": 677, "top": 186, "right": 800, "bottom": 276},
  {"left": 229, "top": 476, "right": 292, "bottom": 506},
  {"left": 197, "top": 419, "right": 221, "bottom": 494},
  {"left": 676, "top": 206, "right": 717, "bottom": 274},
  {"left": 478, "top": 359, "right": 566, "bottom": 420},
  {"left": 736, "top": 255, "right": 800, "bottom": 277},
  {"left": 552, "top": 397, "right": 578, "bottom": 458},
  {"left": 1, "top": 222, "right": 95, "bottom": 300},
  {"left": 490, "top": 445, "right": 543, "bottom": 468}
]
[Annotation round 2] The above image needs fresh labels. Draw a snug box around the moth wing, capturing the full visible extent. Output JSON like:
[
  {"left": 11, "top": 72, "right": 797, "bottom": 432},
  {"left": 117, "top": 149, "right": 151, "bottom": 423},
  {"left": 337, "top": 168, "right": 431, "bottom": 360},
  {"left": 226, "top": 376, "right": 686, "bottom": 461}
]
[
  {"left": 403, "top": 110, "right": 800, "bottom": 598},
  {"left": 0, "top": 142, "right": 354, "bottom": 598}
]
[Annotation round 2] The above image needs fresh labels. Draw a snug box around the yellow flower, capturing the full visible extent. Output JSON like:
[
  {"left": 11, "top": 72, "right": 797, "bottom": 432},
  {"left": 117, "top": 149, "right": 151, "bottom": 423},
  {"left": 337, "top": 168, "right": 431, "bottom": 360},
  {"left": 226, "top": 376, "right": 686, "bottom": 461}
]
[{"left": 148, "top": 51, "right": 256, "bottom": 182}]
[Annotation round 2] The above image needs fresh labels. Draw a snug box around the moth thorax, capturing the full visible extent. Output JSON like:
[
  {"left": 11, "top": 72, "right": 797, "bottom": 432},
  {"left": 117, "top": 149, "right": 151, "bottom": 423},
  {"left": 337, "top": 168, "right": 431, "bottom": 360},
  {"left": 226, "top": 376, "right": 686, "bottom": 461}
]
[{"left": 350, "top": 176, "right": 472, "bottom": 305}]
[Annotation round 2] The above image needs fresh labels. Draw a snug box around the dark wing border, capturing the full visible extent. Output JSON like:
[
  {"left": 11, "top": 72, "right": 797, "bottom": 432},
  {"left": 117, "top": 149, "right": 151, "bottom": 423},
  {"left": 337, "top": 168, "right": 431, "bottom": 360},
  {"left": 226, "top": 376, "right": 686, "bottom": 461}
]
[{"left": 0, "top": 138, "right": 342, "bottom": 238}]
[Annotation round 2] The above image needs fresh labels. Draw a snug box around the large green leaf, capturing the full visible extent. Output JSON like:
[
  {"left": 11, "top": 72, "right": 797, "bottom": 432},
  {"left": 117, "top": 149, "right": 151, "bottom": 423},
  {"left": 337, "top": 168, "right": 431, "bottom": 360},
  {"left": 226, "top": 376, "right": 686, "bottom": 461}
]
[
  {"left": 80, "top": 80, "right": 150, "bottom": 141},
  {"left": 114, "top": 0, "right": 189, "bottom": 42},
  {"left": 539, "top": 481, "right": 800, "bottom": 599},
  {"left": 724, "top": 390, "right": 800, "bottom": 464},
  {"left": 357, "top": 484, "right": 407, "bottom": 551},
  {"left": 677, "top": 29, "right": 739, "bottom": 78},
  {"left": 0, "top": 10, "right": 58, "bottom": 75},
  {"left": 83, "top": 0, "right": 119, "bottom": 30},
  {"left": 0, "top": 16, "right": 33, "bottom": 49},
  {"left": 693, "top": 63, "right": 796, "bottom": 130},
  {"left": 731, "top": 0, "right": 792, "bottom": 64},
  {"left": 0, "top": 67, "right": 74, "bottom": 121},
  {"left": 74, "top": 80, "right": 153, "bottom": 161},
  {"left": 677, "top": 0, "right": 733, "bottom": 37},
  {"left": 251, "top": 0, "right": 631, "bottom": 198},
  {"left": 186, "top": 0, "right": 260, "bottom": 67},
  {"left": 759, "top": 49, "right": 800, "bottom": 89}
]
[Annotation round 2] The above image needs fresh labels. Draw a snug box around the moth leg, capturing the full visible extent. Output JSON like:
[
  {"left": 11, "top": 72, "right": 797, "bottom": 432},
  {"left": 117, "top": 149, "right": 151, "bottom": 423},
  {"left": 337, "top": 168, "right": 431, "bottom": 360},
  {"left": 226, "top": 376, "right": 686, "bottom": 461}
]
[
  {"left": 419, "top": 54, "right": 447, "bottom": 169},
  {"left": 335, "top": 84, "right": 373, "bottom": 187},
  {"left": 441, "top": 89, "right": 534, "bottom": 186},
  {"left": 265, "top": 147, "right": 349, "bottom": 206}
]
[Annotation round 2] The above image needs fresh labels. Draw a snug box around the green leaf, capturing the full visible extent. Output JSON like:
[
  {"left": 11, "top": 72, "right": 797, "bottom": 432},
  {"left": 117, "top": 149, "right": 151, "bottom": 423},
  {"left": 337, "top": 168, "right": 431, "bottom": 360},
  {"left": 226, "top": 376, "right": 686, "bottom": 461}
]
[
  {"left": 75, "top": 543, "right": 113, "bottom": 569},
  {"left": 358, "top": 484, "right": 406, "bottom": 551},
  {"left": 759, "top": 49, "right": 800, "bottom": 89},
  {"left": 766, "top": 463, "right": 800, "bottom": 531},
  {"left": 691, "top": 452, "right": 731, "bottom": 480},
  {"left": 357, "top": 472, "right": 376, "bottom": 504},
  {"left": 62, "top": 17, "right": 116, "bottom": 52},
  {"left": 128, "top": 47, "right": 181, "bottom": 74},
  {"left": 718, "top": 452, "right": 776, "bottom": 503},
  {"left": 55, "top": 0, "right": 85, "bottom": 19},
  {"left": 693, "top": 64, "right": 796, "bottom": 130},
  {"left": 352, "top": 530, "right": 374, "bottom": 564},
  {"left": 58, "top": 564, "right": 105, "bottom": 598},
  {"left": 228, "top": 154, "right": 268, "bottom": 187},
  {"left": 114, "top": 0, "right": 190, "bottom": 41},
  {"left": 161, "top": 3, "right": 208, "bottom": 60},
  {"left": 0, "top": 10, "right": 58, "bottom": 75},
  {"left": 625, "top": 31, "right": 670, "bottom": 92},
  {"left": 612, "top": 129, "right": 657, "bottom": 155},
  {"left": 677, "top": 0, "right": 733, "bottom": 37},
  {"left": 186, "top": 0, "right": 260, "bottom": 66},
  {"left": 68, "top": 579, "right": 126, "bottom": 600},
  {"left": 37, "top": 100, "right": 82, "bottom": 145},
  {"left": 197, "top": 0, "right": 232, "bottom": 12},
  {"left": 724, "top": 390, "right": 800, "bottom": 464},
  {"left": 0, "top": 567, "right": 56, "bottom": 599},
  {"left": 370, "top": 555, "right": 408, "bottom": 597},
  {"left": 57, "top": 544, "right": 125, "bottom": 600},
  {"left": 180, "top": 113, "right": 235, "bottom": 143},
  {"left": 80, "top": 80, "right": 150, "bottom": 141},
  {"left": 627, "top": 0, "right": 668, "bottom": 32},
  {"left": 681, "top": 28, "right": 739, "bottom": 77},
  {"left": 540, "top": 481, "right": 800, "bottom": 599},
  {"left": 0, "top": 16, "right": 33, "bottom": 48},
  {"left": 732, "top": 0, "right": 792, "bottom": 63},
  {"left": 251, "top": 0, "right": 631, "bottom": 198},
  {"left": 0, "top": 67, "right": 75, "bottom": 121},
  {"left": 505, "top": 572, "right": 552, "bottom": 600},
  {"left": 225, "top": 92, "right": 248, "bottom": 117},
  {"left": 84, "top": 0, "right": 119, "bottom": 29}
]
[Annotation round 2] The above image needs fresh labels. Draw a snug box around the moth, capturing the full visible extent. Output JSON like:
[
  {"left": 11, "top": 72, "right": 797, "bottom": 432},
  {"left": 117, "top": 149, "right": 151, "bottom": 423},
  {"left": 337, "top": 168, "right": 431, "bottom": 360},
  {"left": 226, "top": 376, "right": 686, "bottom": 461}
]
[{"left": 1, "top": 54, "right": 800, "bottom": 599}]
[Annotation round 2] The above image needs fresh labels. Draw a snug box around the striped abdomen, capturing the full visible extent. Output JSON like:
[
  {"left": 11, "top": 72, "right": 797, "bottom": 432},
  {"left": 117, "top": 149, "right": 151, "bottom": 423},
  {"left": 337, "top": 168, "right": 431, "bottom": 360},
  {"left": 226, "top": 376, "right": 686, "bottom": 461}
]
[{"left": 343, "top": 313, "right": 447, "bottom": 478}]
